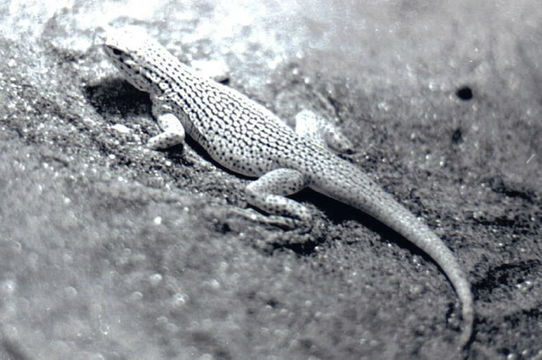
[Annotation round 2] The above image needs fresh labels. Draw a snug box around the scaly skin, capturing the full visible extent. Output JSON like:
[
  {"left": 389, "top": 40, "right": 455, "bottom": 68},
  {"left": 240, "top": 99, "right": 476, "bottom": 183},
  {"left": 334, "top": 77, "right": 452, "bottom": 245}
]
[{"left": 101, "top": 27, "right": 474, "bottom": 350}]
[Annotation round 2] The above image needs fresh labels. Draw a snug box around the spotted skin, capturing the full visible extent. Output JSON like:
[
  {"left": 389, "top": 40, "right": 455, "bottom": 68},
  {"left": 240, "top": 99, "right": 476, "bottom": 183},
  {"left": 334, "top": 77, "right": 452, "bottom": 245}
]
[
  {"left": 102, "top": 27, "right": 474, "bottom": 350},
  {"left": 246, "top": 168, "right": 311, "bottom": 224}
]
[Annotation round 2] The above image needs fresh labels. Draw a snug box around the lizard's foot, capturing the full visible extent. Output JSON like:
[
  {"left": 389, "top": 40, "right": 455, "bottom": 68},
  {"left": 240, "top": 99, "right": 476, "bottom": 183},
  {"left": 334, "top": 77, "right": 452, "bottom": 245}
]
[
  {"left": 148, "top": 97, "right": 187, "bottom": 149},
  {"left": 245, "top": 168, "right": 312, "bottom": 226},
  {"left": 191, "top": 59, "right": 230, "bottom": 83},
  {"left": 147, "top": 131, "right": 185, "bottom": 149},
  {"left": 147, "top": 113, "right": 186, "bottom": 149},
  {"left": 323, "top": 125, "right": 354, "bottom": 154},
  {"left": 238, "top": 168, "right": 313, "bottom": 231},
  {"left": 229, "top": 208, "right": 311, "bottom": 231},
  {"left": 295, "top": 109, "right": 353, "bottom": 153}
]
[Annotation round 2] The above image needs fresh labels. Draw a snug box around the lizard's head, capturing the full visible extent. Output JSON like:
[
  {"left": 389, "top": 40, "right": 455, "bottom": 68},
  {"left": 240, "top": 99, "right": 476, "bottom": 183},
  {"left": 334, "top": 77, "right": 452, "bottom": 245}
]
[{"left": 101, "top": 27, "right": 170, "bottom": 93}]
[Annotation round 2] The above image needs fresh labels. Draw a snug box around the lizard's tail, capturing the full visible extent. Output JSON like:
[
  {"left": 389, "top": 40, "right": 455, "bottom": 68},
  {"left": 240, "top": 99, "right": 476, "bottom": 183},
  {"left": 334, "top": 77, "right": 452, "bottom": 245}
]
[
  {"left": 373, "top": 193, "right": 474, "bottom": 350},
  {"left": 312, "top": 163, "right": 474, "bottom": 349}
]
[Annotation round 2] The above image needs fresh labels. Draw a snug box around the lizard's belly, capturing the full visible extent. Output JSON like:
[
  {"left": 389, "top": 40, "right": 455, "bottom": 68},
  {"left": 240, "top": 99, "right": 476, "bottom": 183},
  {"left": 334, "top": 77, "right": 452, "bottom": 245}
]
[
  {"left": 195, "top": 132, "right": 280, "bottom": 178},
  {"left": 207, "top": 146, "right": 279, "bottom": 177}
]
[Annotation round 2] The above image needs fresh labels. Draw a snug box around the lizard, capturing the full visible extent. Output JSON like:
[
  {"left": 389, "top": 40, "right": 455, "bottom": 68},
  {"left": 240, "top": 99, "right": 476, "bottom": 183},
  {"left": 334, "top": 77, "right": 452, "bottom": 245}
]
[{"left": 100, "top": 27, "right": 474, "bottom": 350}]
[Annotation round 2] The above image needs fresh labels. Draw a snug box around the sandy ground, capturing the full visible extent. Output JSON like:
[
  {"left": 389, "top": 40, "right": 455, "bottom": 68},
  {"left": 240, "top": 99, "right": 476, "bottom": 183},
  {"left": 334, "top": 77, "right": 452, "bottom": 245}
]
[{"left": 0, "top": 1, "right": 541, "bottom": 359}]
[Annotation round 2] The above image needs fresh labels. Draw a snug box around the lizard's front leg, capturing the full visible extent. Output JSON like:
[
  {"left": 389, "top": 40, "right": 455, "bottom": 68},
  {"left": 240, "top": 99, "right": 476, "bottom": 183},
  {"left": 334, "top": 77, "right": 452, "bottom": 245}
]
[
  {"left": 146, "top": 93, "right": 186, "bottom": 149},
  {"left": 295, "top": 109, "right": 353, "bottom": 153},
  {"left": 245, "top": 168, "right": 311, "bottom": 228}
]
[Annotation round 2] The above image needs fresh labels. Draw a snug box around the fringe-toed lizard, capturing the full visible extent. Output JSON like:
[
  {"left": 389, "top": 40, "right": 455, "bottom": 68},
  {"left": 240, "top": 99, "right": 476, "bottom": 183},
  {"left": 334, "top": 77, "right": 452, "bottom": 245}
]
[{"left": 100, "top": 27, "right": 474, "bottom": 350}]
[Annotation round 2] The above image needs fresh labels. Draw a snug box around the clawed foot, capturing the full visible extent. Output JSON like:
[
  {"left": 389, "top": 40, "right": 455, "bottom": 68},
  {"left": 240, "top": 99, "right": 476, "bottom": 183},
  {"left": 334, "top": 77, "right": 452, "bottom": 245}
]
[
  {"left": 191, "top": 59, "right": 230, "bottom": 83},
  {"left": 228, "top": 208, "right": 312, "bottom": 232},
  {"left": 295, "top": 109, "right": 353, "bottom": 154}
]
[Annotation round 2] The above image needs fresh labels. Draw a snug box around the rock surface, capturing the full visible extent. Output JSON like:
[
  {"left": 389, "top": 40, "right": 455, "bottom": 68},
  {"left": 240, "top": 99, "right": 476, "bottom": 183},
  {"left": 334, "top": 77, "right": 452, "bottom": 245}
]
[{"left": 0, "top": 1, "right": 541, "bottom": 359}]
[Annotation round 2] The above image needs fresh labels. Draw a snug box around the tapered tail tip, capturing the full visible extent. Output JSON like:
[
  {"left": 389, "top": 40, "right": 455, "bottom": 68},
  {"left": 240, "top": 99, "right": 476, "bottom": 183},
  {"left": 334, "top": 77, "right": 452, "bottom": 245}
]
[{"left": 456, "top": 306, "right": 474, "bottom": 351}]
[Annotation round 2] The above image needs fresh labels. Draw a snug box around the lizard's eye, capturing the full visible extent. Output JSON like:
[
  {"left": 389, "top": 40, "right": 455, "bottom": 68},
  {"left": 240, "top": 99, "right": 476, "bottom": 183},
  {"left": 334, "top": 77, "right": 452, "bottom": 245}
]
[{"left": 111, "top": 48, "right": 123, "bottom": 56}]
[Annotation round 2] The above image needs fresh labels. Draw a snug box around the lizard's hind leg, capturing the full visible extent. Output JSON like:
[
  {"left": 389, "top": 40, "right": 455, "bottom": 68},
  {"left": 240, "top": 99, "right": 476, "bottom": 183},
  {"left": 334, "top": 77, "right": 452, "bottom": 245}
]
[
  {"left": 244, "top": 168, "right": 310, "bottom": 228},
  {"left": 191, "top": 59, "right": 230, "bottom": 83},
  {"left": 295, "top": 109, "right": 353, "bottom": 153}
]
